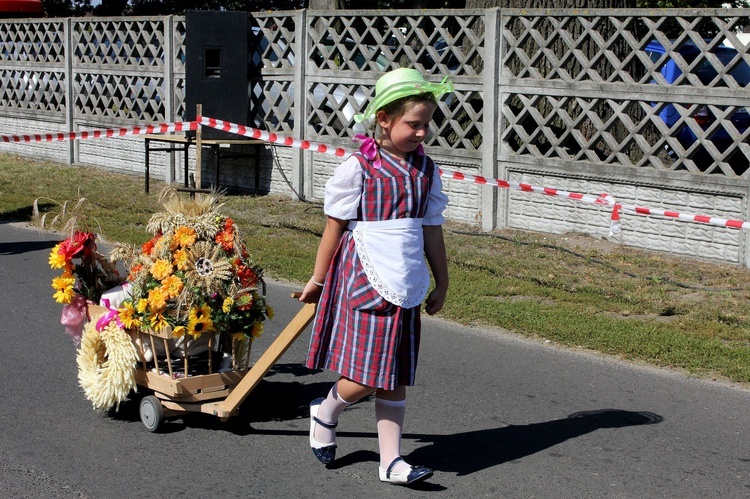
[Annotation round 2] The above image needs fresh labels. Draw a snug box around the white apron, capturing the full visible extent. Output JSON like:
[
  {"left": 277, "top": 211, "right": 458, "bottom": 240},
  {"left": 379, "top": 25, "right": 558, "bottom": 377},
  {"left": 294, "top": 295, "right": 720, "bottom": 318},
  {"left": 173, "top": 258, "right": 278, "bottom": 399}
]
[{"left": 348, "top": 218, "right": 430, "bottom": 308}]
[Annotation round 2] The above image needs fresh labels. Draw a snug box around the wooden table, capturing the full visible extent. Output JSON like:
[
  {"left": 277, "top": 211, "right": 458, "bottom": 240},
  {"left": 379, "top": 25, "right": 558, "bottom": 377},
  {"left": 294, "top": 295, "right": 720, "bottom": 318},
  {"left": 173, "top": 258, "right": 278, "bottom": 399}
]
[{"left": 143, "top": 134, "right": 265, "bottom": 193}]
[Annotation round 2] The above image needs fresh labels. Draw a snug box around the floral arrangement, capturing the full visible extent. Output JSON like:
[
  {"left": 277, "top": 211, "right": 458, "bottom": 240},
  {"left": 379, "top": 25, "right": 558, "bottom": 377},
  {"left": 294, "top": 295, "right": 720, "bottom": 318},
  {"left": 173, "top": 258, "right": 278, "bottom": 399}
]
[
  {"left": 48, "top": 228, "right": 122, "bottom": 344},
  {"left": 44, "top": 189, "right": 271, "bottom": 410},
  {"left": 49, "top": 230, "right": 121, "bottom": 305},
  {"left": 110, "top": 188, "right": 273, "bottom": 343}
]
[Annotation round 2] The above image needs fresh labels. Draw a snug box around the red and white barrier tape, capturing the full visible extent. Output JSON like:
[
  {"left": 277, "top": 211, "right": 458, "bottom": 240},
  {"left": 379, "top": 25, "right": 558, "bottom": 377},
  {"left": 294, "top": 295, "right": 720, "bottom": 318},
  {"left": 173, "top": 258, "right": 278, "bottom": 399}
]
[
  {"left": 197, "top": 117, "right": 612, "bottom": 208},
  {"left": 2, "top": 115, "right": 748, "bottom": 232},
  {"left": 199, "top": 116, "right": 349, "bottom": 158},
  {"left": 619, "top": 203, "right": 750, "bottom": 230},
  {"left": 0, "top": 121, "right": 197, "bottom": 143},
  {"left": 201, "top": 116, "right": 750, "bottom": 232}
]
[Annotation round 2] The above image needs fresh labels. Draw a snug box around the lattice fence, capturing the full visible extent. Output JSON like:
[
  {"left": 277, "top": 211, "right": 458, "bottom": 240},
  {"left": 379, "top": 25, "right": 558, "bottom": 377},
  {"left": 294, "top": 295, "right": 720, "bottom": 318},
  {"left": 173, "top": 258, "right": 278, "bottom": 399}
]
[
  {"left": 0, "top": 19, "right": 67, "bottom": 116},
  {"left": 72, "top": 17, "right": 173, "bottom": 123},
  {"left": 2, "top": 9, "right": 750, "bottom": 264},
  {"left": 249, "top": 9, "right": 486, "bottom": 159},
  {"left": 501, "top": 9, "right": 750, "bottom": 177}
]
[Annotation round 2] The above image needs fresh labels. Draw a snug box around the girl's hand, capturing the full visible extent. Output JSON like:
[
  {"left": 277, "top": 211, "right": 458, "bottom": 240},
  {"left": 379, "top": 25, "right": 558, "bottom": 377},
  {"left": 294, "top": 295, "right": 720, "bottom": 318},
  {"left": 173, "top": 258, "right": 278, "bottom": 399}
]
[
  {"left": 424, "top": 287, "right": 446, "bottom": 315},
  {"left": 298, "top": 279, "right": 323, "bottom": 303}
]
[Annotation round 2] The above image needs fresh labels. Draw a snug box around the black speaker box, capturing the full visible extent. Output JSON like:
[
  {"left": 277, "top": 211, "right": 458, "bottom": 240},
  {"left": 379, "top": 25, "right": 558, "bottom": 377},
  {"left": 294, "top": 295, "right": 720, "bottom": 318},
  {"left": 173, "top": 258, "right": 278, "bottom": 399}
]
[{"left": 185, "top": 10, "right": 249, "bottom": 140}]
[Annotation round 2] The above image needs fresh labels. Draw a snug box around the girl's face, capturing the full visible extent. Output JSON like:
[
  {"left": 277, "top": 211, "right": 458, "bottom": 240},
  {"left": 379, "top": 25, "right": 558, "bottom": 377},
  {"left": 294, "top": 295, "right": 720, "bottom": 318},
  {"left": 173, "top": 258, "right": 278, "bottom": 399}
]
[{"left": 376, "top": 101, "right": 437, "bottom": 159}]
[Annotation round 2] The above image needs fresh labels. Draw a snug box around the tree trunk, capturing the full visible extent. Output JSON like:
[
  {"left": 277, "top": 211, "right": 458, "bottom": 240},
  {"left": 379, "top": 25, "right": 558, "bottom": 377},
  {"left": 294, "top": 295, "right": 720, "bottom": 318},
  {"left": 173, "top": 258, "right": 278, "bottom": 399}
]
[{"left": 308, "top": 0, "right": 347, "bottom": 9}]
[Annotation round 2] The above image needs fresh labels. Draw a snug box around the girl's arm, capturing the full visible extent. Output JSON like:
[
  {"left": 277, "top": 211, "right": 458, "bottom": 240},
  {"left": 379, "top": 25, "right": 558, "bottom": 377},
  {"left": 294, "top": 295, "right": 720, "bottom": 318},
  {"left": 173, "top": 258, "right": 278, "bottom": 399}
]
[
  {"left": 423, "top": 224, "right": 449, "bottom": 315},
  {"left": 298, "top": 216, "right": 349, "bottom": 303}
]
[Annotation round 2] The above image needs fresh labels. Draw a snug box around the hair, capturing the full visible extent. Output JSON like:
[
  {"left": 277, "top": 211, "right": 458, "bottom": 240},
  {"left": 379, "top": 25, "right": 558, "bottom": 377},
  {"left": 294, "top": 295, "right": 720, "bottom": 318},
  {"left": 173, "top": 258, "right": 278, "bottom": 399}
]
[{"left": 369, "top": 91, "right": 439, "bottom": 134}]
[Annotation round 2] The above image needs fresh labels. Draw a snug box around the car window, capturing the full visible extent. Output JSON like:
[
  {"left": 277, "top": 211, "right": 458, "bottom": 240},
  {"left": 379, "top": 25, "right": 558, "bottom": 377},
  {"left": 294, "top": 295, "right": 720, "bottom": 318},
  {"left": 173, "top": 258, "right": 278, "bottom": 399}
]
[{"left": 694, "top": 52, "right": 750, "bottom": 87}]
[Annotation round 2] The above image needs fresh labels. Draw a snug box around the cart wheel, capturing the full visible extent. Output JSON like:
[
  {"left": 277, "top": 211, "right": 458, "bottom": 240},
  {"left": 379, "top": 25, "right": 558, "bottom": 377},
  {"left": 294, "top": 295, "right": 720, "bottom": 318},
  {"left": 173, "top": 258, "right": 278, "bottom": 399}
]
[{"left": 139, "top": 395, "right": 164, "bottom": 432}]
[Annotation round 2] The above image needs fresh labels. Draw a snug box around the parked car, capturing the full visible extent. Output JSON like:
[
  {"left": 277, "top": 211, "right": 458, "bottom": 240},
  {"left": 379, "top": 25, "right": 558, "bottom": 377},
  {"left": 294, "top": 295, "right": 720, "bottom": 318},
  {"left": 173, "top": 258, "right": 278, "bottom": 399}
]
[
  {"left": 645, "top": 40, "right": 750, "bottom": 153},
  {"left": 0, "top": 0, "right": 44, "bottom": 18}
]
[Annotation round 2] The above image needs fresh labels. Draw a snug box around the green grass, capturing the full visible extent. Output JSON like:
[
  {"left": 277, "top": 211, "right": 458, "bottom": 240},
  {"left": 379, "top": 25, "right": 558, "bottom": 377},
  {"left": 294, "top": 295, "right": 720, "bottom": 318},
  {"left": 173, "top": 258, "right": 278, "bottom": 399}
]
[{"left": 3, "top": 154, "right": 750, "bottom": 385}]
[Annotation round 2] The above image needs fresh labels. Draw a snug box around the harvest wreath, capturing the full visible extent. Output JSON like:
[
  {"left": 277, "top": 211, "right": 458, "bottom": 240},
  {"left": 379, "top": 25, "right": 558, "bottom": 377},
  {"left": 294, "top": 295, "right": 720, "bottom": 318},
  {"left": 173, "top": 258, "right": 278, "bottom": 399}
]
[{"left": 48, "top": 188, "right": 273, "bottom": 411}]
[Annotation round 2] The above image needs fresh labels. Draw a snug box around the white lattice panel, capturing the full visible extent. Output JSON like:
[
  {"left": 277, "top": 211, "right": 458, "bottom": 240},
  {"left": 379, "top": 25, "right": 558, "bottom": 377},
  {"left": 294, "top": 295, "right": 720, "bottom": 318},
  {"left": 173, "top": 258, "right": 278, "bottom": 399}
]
[{"left": 501, "top": 10, "right": 750, "bottom": 177}]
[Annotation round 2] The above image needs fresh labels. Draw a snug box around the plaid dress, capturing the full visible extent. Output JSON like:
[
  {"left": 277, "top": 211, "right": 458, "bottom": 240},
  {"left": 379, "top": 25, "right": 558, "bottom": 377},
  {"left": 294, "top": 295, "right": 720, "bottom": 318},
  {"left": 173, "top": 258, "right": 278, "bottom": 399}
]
[{"left": 306, "top": 148, "right": 441, "bottom": 390}]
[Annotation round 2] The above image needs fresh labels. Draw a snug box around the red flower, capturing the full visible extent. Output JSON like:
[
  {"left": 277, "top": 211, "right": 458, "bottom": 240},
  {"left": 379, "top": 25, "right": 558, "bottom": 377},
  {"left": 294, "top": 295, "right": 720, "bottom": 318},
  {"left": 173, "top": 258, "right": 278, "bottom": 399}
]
[
  {"left": 236, "top": 263, "right": 257, "bottom": 288},
  {"left": 215, "top": 230, "right": 234, "bottom": 252},
  {"left": 59, "top": 231, "right": 96, "bottom": 260},
  {"left": 142, "top": 233, "right": 162, "bottom": 255},
  {"left": 234, "top": 292, "right": 254, "bottom": 311}
]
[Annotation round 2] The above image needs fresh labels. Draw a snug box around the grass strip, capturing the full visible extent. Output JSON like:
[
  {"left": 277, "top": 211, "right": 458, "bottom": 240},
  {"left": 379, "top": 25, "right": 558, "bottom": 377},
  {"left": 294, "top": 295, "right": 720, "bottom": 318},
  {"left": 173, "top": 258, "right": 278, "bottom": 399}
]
[{"left": 2, "top": 155, "right": 750, "bottom": 384}]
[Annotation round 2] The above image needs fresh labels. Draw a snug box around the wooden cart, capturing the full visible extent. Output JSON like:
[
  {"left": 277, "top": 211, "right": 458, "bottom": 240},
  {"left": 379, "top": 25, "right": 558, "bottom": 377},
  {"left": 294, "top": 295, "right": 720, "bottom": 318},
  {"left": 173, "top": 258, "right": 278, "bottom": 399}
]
[{"left": 92, "top": 295, "right": 315, "bottom": 432}]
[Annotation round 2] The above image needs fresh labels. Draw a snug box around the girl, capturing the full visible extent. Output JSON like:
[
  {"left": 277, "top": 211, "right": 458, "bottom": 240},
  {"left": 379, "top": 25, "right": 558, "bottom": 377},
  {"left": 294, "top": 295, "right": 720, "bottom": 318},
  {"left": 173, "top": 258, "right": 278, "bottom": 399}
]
[{"left": 298, "top": 67, "right": 453, "bottom": 486}]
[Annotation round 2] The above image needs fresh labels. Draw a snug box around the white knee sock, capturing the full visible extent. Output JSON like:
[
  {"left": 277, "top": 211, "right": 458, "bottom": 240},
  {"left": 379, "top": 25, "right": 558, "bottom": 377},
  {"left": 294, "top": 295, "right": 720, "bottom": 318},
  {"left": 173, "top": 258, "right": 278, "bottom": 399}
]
[
  {"left": 376, "top": 398, "right": 410, "bottom": 473},
  {"left": 315, "top": 384, "right": 352, "bottom": 443}
]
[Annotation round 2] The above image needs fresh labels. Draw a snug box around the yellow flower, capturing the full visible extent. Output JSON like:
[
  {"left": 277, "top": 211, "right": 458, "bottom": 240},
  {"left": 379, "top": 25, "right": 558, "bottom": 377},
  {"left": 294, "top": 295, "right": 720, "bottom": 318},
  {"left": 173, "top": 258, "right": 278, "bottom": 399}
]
[
  {"left": 187, "top": 314, "right": 215, "bottom": 338},
  {"left": 172, "top": 325, "right": 187, "bottom": 338},
  {"left": 171, "top": 226, "right": 197, "bottom": 249},
  {"left": 189, "top": 303, "right": 212, "bottom": 322},
  {"left": 136, "top": 298, "right": 149, "bottom": 314},
  {"left": 147, "top": 287, "right": 169, "bottom": 312},
  {"left": 162, "top": 275, "right": 184, "bottom": 298},
  {"left": 266, "top": 305, "right": 275, "bottom": 320},
  {"left": 51, "top": 275, "right": 76, "bottom": 291},
  {"left": 251, "top": 321, "right": 264, "bottom": 339},
  {"left": 118, "top": 302, "right": 142, "bottom": 329},
  {"left": 150, "top": 313, "right": 169, "bottom": 331},
  {"left": 53, "top": 286, "right": 75, "bottom": 304},
  {"left": 150, "top": 259, "right": 173, "bottom": 281},
  {"left": 48, "top": 244, "right": 67, "bottom": 269},
  {"left": 222, "top": 297, "right": 234, "bottom": 313},
  {"left": 173, "top": 248, "right": 190, "bottom": 271}
]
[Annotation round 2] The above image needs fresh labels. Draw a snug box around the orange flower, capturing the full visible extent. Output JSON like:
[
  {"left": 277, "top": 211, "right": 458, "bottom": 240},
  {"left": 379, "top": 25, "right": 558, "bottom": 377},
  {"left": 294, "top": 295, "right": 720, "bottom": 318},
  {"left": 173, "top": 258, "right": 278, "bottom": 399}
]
[
  {"left": 173, "top": 248, "right": 190, "bottom": 271},
  {"left": 150, "top": 259, "right": 173, "bottom": 281},
  {"left": 171, "top": 226, "right": 197, "bottom": 250},
  {"left": 236, "top": 264, "right": 257, "bottom": 288},
  {"left": 162, "top": 274, "right": 184, "bottom": 298},
  {"left": 127, "top": 263, "right": 144, "bottom": 281},
  {"left": 147, "top": 287, "right": 169, "bottom": 312}
]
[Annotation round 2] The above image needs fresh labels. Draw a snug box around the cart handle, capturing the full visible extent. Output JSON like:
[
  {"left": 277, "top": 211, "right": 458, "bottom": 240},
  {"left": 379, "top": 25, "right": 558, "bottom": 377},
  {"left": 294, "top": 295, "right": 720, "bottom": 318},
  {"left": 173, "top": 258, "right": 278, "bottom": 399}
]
[{"left": 211, "top": 295, "right": 316, "bottom": 420}]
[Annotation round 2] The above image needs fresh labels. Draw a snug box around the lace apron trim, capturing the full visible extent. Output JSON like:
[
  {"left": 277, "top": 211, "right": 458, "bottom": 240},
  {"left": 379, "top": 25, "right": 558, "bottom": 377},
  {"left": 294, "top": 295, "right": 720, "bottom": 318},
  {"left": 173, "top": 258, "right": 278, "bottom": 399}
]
[{"left": 348, "top": 218, "right": 430, "bottom": 308}]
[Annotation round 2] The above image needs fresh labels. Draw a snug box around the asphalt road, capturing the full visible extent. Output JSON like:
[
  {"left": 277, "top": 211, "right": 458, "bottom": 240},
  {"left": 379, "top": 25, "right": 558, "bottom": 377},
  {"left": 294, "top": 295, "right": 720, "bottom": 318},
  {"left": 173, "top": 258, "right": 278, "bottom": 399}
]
[{"left": 1, "top": 220, "right": 749, "bottom": 498}]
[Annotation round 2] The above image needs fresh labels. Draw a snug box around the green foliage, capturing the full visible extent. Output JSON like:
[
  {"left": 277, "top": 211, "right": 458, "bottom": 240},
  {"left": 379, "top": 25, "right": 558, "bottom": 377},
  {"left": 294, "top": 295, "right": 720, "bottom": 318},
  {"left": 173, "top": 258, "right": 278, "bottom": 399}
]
[{"left": 38, "top": 0, "right": 750, "bottom": 16}]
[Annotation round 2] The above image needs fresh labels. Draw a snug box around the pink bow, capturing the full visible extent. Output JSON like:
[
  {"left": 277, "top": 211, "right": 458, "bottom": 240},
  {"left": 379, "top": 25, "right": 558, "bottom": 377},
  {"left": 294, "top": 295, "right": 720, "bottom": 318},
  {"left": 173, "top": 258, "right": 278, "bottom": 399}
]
[
  {"left": 60, "top": 293, "right": 87, "bottom": 345},
  {"left": 96, "top": 298, "right": 123, "bottom": 332},
  {"left": 354, "top": 134, "right": 382, "bottom": 170}
]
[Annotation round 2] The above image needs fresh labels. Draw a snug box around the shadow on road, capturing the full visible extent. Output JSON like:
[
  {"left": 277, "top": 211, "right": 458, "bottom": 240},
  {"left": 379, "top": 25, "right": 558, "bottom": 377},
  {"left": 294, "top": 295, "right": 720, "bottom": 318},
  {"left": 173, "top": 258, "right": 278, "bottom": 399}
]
[
  {"left": 407, "top": 409, "right": 664, "bottom": 476},
  {"left": 102, "top": 360, "right": 664, "bottom": 480},
  {"left": 0, "top": 238, "right": 57, "bottom": 254}
]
